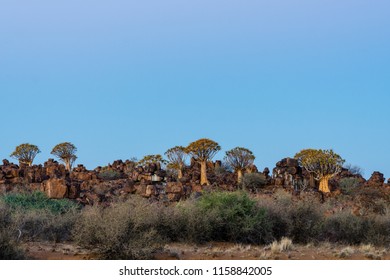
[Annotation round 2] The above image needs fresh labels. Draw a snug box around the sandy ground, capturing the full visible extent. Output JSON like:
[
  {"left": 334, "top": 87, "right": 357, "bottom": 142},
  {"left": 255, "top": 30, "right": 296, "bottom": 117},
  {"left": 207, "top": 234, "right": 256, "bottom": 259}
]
[{"left": 22, "top": 241, "right": 390, "bottom": 260}]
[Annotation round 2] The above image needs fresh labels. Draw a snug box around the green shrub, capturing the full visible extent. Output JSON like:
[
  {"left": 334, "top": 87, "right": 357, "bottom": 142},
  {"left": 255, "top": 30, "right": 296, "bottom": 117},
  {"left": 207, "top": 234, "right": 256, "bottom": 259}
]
[
  {"left": 339, "top": 178, "right": 360, "bottom": 194},
  {"left": 189, "top": 191, "right": 273, "bottom": 244},
  {"left": 1, "top": 191, "right": 79, "bottom": 214},
  {"left": 239, "top": 173, "right": 267, "bottom": 192}
]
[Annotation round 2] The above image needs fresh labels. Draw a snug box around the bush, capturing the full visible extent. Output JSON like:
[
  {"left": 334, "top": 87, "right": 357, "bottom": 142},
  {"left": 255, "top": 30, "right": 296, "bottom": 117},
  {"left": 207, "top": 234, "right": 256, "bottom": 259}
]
[
  {"left": 12, "top": 208, "right": 79, "bottom": 242},
  {"left": 182, "top": 191, "right": 274, "bottom": 244},
  {"left": 257, "top": 192, "right": 324, "bottom": 244},
  {"left": 322, "top": 211, "right": 368, "bottom": 244},
  {"left": 286, "top": 200, "right": 323, "bottom": 243},
  {"left": 239, "top": 173, "right": 267, "bottom": 192},
  {"left": 1, "top": 192, "right": 80, "bottom": 242},
  {"left": 363, "top": 214, "right": 390, "bottom": 246},
  {"left": 73, "top": 196, "right": 165, "bottom": 259},
  {"left": 1, "top": 191, "right": 79, "bottom": 214},
  {"left": 174, "top": 200, "right": 221, "bottom": 243},
  {"left": 98, "top": 169, "right": 123, "bottom": 180},
  {"left": 339, "top": 178, "right": 360, "bottom": 194},
  {"left": 0, "top": 202, "right": 25, "bottom": 259}
]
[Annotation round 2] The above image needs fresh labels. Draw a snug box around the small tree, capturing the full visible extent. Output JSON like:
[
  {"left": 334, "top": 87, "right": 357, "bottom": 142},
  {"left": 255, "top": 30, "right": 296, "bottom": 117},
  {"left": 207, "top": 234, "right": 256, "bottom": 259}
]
[
  {"left": 51, "top": 142, "right": 77, "bottom": 172},
  {"left": 165, "top": 146, "right": 187, "bottom": 179},
  {"left": 10, "top": 143, "right": 40, "bottom": 166},
  {"left": 186, "top": 138, "right": 221, "bottom": 185},
  {"left": 295, "top": 149, "right": 345, "bottom": 193},
  {"left": 138, "top": 154, "right": 167, "bottom": 167},
  {"left": 224, "top": 147, "right": 255, "bottom": 183}
]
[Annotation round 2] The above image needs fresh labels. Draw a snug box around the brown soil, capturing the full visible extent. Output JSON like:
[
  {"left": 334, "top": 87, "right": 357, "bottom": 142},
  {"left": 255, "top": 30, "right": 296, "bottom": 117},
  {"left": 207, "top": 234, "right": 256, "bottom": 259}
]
[
  {"left": 22, "top": 241, "right": 390, "bottom": 260},
  {"left": 22, "top": 241, "right": 99, "bottom": 260},
  {"left": 157, "top": 242, "right": 390, "bottom": 260}
]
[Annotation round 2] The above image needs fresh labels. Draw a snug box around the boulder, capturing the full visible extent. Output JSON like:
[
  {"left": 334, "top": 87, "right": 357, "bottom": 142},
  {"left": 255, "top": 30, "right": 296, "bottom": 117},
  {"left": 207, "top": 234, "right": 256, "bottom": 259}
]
[
  {"left": 44, "top": 178, "right": 68, "bottom": 199},
  {"left": 29, "top": 183, "right": 44, "bottom": 192},
  {"left": 166, "top": 182, "right": 183, "bottom": 193},
  {"left": 366, "top": 172, "right": 385, "bottom": 188},
  {"left": 145, "top": 185, "right": 156, "bottom": 197},
  {"left": 44, "top": 159, "right": 67, "bottom": 179},
  {"left": 135, "top": 184, "right": 147, "bottom": 196},
  {"left": 167, "top": 193, "right": 181, "bottom": 202},
  {"left": 71, "top": 171, "right": 95, "bottom": 181},
  {"left": 273, "top": 157, "right": 303, "bottom": 189}
]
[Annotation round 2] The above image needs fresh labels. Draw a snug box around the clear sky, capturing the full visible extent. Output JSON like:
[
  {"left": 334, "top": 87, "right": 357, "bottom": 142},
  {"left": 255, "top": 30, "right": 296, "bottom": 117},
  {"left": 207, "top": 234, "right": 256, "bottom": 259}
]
[{"left": 1, "top": 0, "right": 389, "bottom": 179}]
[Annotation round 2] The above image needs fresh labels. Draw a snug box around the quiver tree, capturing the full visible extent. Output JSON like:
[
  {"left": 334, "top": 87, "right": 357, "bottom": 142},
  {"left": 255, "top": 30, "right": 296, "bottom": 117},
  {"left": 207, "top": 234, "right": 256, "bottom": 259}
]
[
  {"left": 224, "top": 147, "right": 255, "bottom": 183},
  {"left": 51, "top": 142, "right": 77, "bottom": 172},
  {"left": 165, "top": 146, "right": 187, "bottom": 179},
  {"left": 138, "top": 154, "right": 167, "bottom": 169},
  {"left": 186, "top": 138, "right": 221, "bottom": 185},
  {"left": 295, "top": 149, "right": 345, "bottom": 193},
  {"left": 10, "top": 143, "right": 40, "bottom": 166}
]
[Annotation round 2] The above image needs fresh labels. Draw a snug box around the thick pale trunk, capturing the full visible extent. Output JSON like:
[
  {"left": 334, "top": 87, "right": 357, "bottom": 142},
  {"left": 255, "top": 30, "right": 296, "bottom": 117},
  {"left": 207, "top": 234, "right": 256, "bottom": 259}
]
[
  {"left": 237, "top": 169, "right": 243, "bottom": 183},
  {"left": 65, "top": 160, "right": 71, "bottom": 172},
  {"left": 200, "top": 161, "right": 209, "bottom": 185},
  {"left": 319, "top": 175, "right": 332, "bottom": 193},
  {"left": 178, "top": 168, "right": 183, "bottom": 180}
]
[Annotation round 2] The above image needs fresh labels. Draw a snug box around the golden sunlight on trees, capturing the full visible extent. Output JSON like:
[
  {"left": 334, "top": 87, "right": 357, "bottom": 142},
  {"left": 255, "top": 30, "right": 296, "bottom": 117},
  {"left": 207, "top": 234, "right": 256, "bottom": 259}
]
[
  {"left": 51, "top": 142, "right": 77, "bottom": 172},
  {"left": 225, "top": 147, "right": 255, "bottom": 183},
  {"left": 165, "top": 146, "right": 187, "bottom": 180},
  {"left": 10, "top": 143, "right": 41, "bottom": 166},
  {"left": 295, "top": 149, "right": 345, "bottom": 193},
  {"left": 186, "top": 138, "right": 221, "bottom": 185},
  {"left": 138, "top": 154, "right": 167, "bottom": 167}
]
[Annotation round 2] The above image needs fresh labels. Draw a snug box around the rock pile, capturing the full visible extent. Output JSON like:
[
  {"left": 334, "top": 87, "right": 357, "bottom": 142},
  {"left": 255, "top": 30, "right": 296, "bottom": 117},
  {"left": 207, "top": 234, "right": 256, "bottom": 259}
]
[
  {"left": 366, "top": 172, "right": 386, "bottom": 188},
  {"left": 0, "top": 158, "right": 224, "bottom": 205},
  {"left": 1, "top": 156, "right": 387, "bottom": 204},
  {"left": 272, "top": 158, "right": 304, "bottom": 190}
]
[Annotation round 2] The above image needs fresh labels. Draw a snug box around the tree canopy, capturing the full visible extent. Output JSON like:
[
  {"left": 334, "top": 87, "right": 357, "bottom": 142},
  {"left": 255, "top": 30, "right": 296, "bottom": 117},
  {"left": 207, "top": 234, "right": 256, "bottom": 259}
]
[
  {"left": 295, "top": 148, "right": 345, "bottom": 193},
  {"left": 186, "top": 138, "right": 221, "bottom": 162},
  {"left": 187, "top": 138, "right": 221, "bottom": 185},
  {"left": 225, "top": 147, "right": 255, "bottom": 172},
  {"left": 51, "top": 142, "right": 77, "bottom": 171},
  {"left": 10, "top": 143, "right": 41, "bottom": 166},
  {"left": 138, "top": 154, "right": 167, "bottom": 166},
  {"left": 165, "top": 146, "right": 187, "bottom": 179},
  {"left": 225, "top": 147, "right": 255, "bottom": 182}
]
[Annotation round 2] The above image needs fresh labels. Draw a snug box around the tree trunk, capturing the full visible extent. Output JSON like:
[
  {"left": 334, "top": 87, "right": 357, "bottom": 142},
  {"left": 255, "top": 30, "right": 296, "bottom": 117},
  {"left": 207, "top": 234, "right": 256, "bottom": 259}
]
[
  {"left": 65, "top": 160, "right": 71, "bottom": 172},
  {"left": 237, "top": 169, "right": 243, "bottom": 183},
  {"left": 319, "top": 175, "right": 332, "bottom": 193},
  {"left": 200, "top": 161, "right": 209, "bottom": 185},
  {"left": 177, "top": 168, "right": 183, "bottom": 180},
  {"left": 309, "top": 174, "right": 316, "bottom": 188}
]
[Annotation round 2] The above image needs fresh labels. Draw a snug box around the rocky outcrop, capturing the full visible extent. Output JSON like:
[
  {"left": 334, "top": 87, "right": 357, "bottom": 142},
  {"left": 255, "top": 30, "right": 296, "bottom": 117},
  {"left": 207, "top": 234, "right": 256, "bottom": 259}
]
[
  {"left": 1, "top": 156, "right": 389, "bottom": 205},
  {"left": 366, "top": 172, "right": 386, "bottom": 188},
  {"left": 272, "top": 158, "right": 304, "bottom": 190},
  {"left": 44, "top": 178, "right": 68, "bottom": 199}
]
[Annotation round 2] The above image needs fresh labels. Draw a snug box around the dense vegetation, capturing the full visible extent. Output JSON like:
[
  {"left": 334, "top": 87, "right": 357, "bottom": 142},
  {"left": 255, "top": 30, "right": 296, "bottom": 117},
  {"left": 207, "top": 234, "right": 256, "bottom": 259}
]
[{"left": 1, "top": 189, "right": 390, "bottom": 260}]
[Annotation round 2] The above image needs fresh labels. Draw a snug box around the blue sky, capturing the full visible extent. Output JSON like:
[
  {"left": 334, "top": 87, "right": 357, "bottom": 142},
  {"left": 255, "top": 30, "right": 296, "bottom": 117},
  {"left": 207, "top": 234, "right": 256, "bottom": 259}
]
[{"left": 1, "top": 0, "right": 389, "bottom": 178}]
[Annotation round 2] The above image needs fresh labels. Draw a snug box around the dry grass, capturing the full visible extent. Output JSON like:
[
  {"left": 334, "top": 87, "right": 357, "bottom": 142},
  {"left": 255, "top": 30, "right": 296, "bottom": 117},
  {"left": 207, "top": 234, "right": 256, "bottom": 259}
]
[
  {"left": 270, "top": 237, "right": 294, "bottom": 253},
  {"left": 359, "top": 244, "right": 375, "bottom": 254},
  {"left": 336, "top": 247, "right": 355, "bottom": 259}
]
